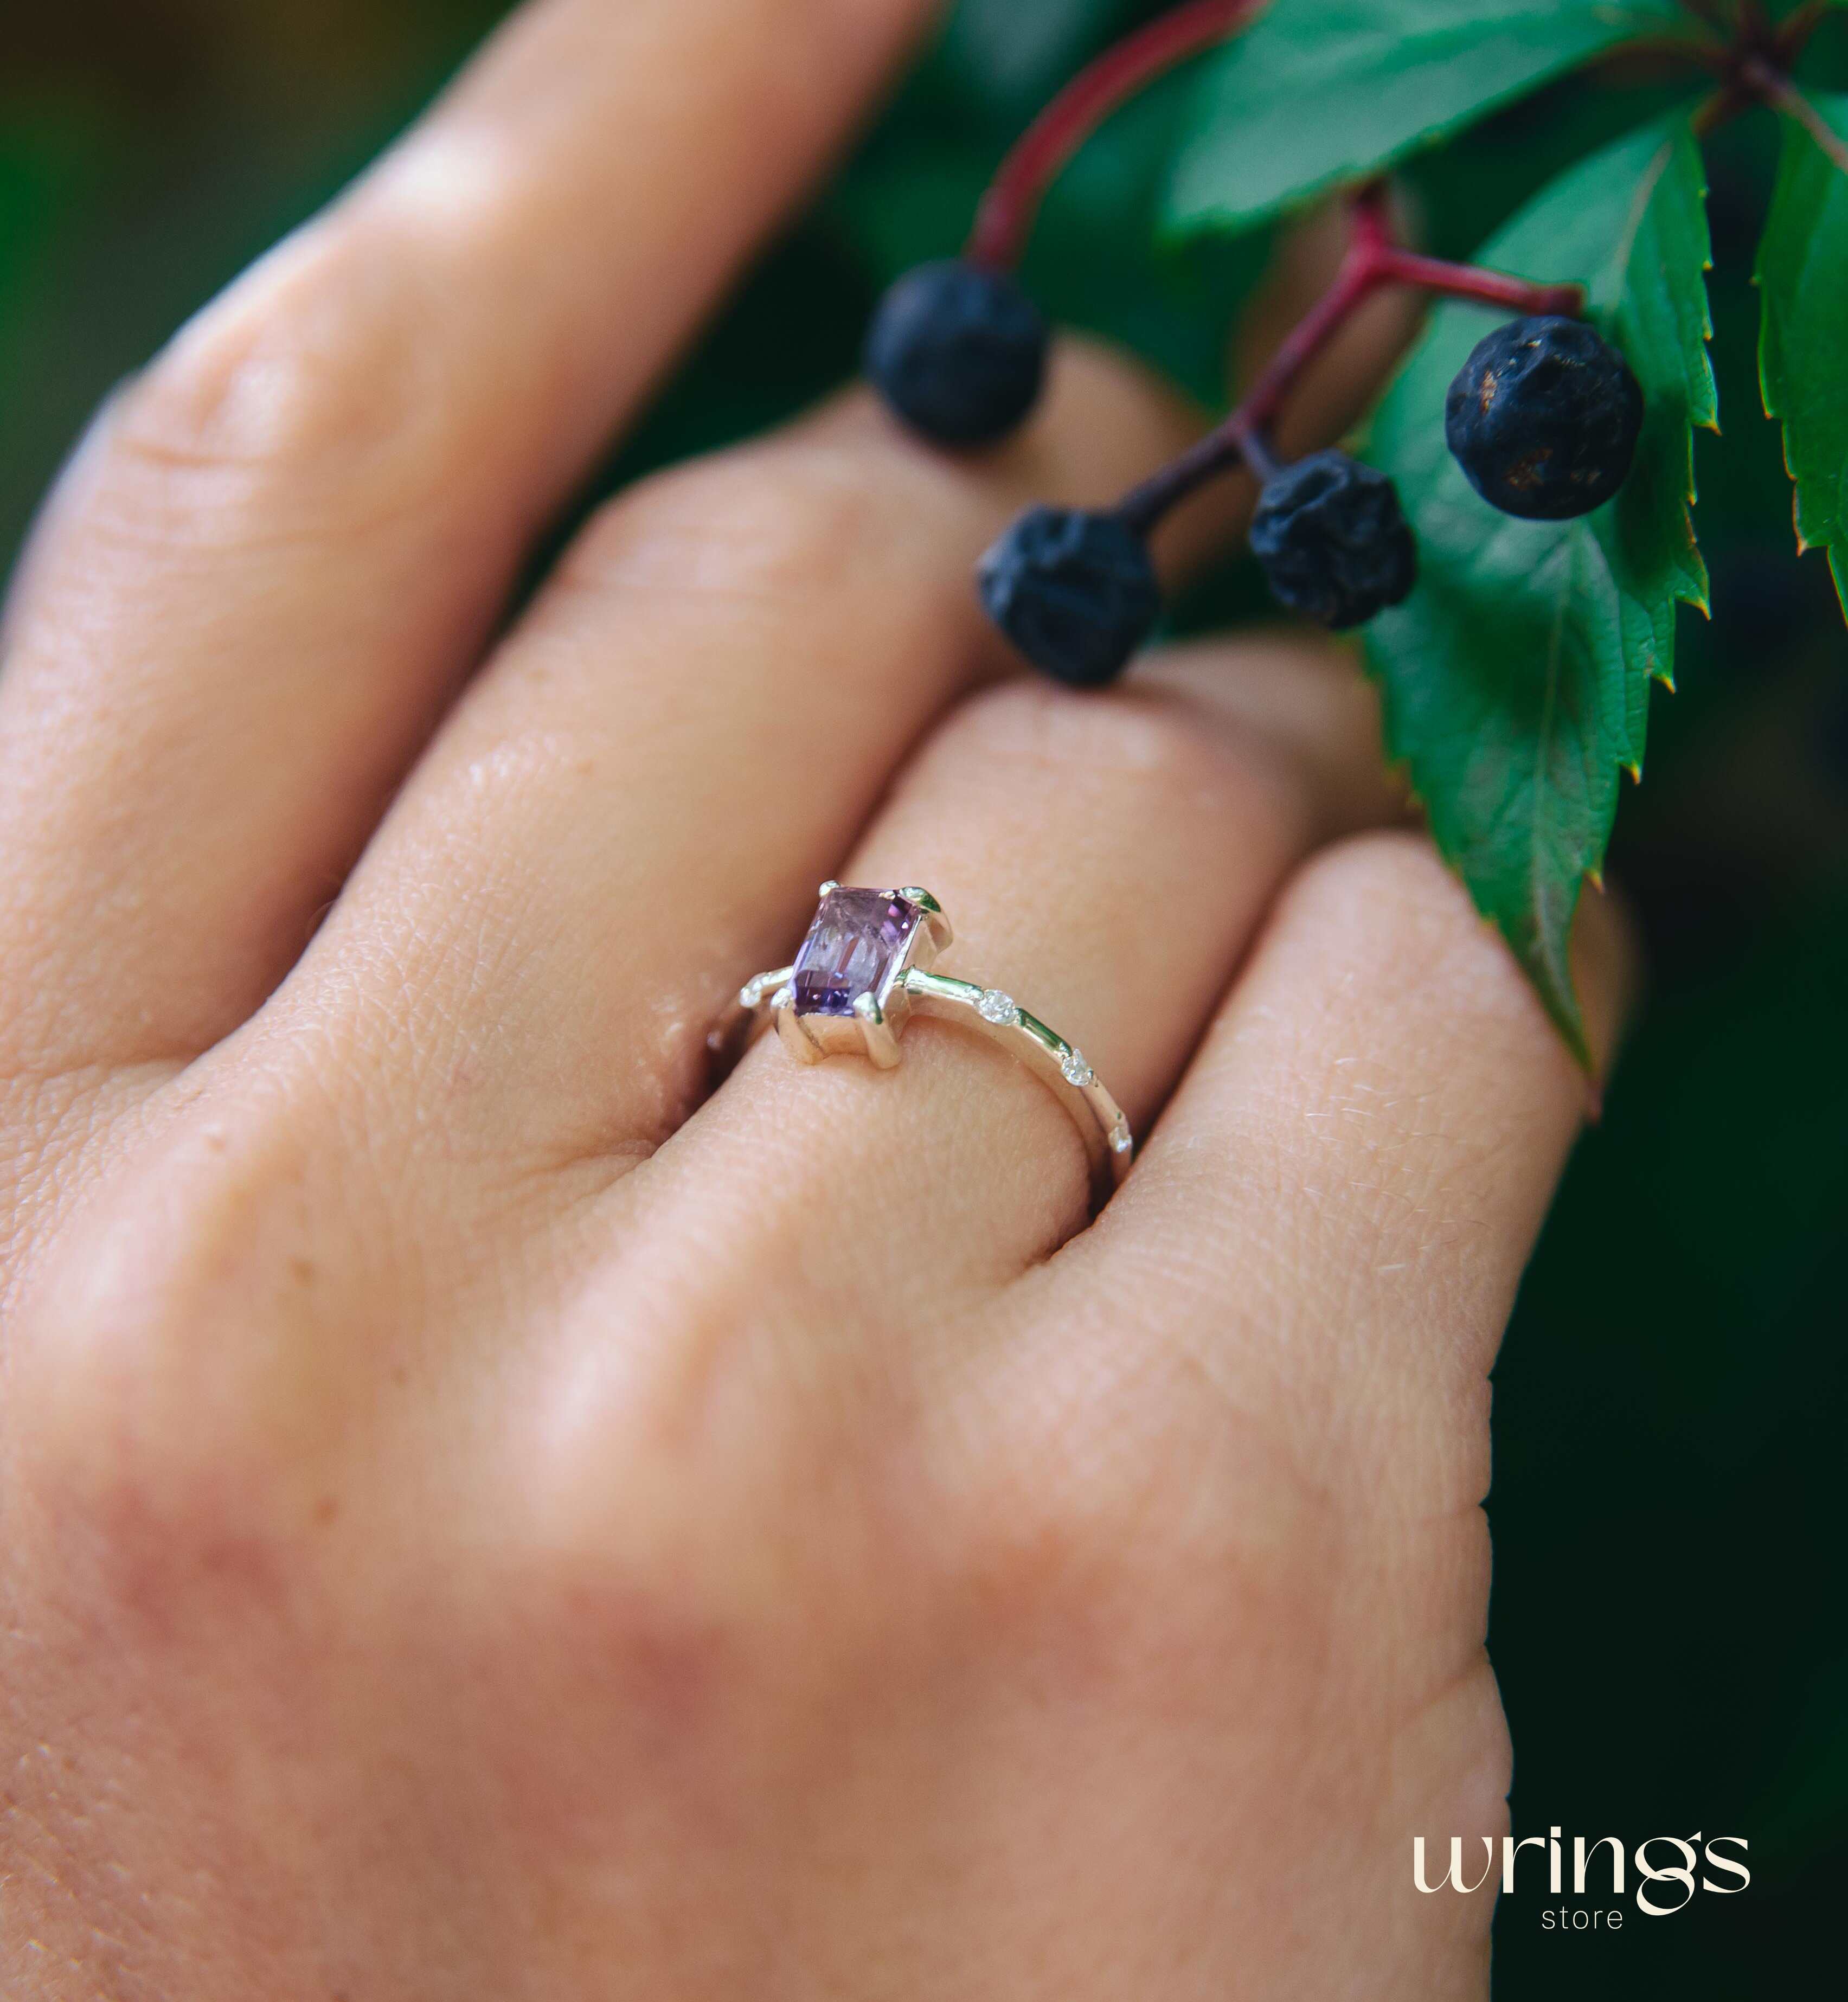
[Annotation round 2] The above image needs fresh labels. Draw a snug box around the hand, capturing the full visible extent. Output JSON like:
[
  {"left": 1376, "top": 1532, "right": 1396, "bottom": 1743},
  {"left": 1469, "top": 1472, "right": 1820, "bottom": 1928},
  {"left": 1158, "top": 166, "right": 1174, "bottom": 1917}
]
[{"left": 0, "top": 2, "right": 1628, "bottom": 1994}]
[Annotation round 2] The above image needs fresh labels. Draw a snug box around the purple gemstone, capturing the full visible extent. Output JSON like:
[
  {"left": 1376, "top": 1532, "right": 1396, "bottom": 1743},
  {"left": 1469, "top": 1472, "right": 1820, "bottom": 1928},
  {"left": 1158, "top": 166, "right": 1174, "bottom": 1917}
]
[{"left": 791, "top": 888, "right": 922, "bottom": 1018}]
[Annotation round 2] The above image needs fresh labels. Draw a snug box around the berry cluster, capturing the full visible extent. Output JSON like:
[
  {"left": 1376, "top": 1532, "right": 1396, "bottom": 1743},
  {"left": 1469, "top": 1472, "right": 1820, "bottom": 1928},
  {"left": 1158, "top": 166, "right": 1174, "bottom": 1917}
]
[{"left": 859, "top": 5, "right": 1644, "bottom": 688}]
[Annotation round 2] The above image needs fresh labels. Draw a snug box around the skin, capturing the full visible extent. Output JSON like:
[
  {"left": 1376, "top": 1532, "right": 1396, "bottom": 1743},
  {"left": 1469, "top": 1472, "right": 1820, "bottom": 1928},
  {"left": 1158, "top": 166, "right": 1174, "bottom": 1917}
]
[{"left": 0, "top": 1, "right": 1629, "bottom": 1994}]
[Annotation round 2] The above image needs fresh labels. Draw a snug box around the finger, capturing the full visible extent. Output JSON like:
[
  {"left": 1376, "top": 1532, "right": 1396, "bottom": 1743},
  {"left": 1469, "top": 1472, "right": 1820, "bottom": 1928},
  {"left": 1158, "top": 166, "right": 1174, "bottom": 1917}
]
[
  {"left": 234, "top": 175, "right": 1427, "bottom": 1178},
  {"left": 268, "top": 342, "right": 1214, "bottom": 1162},
  {"left": 967, "top": 838, "right": 1629, "bottom": 1994},
  {"left": 260, "top": 206, "right": 1426, "bottom": 1170},
  {"left": 1063, "top": 831, "right": 1634, "bottom": 1507},
  {"left": 0, "top": 0, "right": 933, "bottom": 1077},
  {"left": 609, "top": 634, "right": 1403, "bottom": 1308}
]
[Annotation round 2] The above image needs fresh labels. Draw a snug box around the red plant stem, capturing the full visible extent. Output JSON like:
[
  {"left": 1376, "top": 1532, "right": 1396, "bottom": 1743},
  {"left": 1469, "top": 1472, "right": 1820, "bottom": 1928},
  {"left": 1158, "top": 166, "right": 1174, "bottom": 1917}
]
[
  {"left": 1691, "top": 79, "right": 1749, "bottom": 134},
  {"left": 1774, "top": 0, "right": 1837, "bottom": 63},
  {"left": 965, "top": 0, "right": 1260, "bottom": 271},
  {"left": 1379, "top": 249, "right": 1583, "bottom": 316},
  {"left": 1691, "top": 24, "right": 1827, "bottom": 139},
  {"left": 1117, "top": 185, "right": 1586, "bottom": 533},
  {"left": 1745, "top": 55, "right": 1848, "bottom": 171},
  {"left": 1615, "top": 33, "right": 1735, "bottom": 75}
]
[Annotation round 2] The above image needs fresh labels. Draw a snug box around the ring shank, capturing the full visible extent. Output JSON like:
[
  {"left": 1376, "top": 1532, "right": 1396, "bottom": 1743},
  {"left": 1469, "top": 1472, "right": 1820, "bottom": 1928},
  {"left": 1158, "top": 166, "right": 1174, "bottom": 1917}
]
[
  {"left": 708, "top": 964, "right": 1132, "bottom": 1210},
  {"left": 899, "top": 971, "right": 1131, "bottom": 1203}
]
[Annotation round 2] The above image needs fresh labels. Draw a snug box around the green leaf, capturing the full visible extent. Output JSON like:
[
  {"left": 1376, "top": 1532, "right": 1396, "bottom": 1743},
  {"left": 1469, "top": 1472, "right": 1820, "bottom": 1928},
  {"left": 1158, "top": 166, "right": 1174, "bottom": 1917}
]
[
  {"left": 1363, "top": 116, "right": 1714, "bottom": 1060},
  {"left": 1756, "top": 89, "right": 1848, "bottom": 615},
  {"left": 1168, "top": 0, "right": 1688, "bottom": 238}
]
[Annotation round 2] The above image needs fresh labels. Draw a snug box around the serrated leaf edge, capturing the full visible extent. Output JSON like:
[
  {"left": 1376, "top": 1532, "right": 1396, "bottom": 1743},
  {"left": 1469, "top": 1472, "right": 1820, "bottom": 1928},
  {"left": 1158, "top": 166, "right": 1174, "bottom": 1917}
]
[
  {"left": 1755, "top": 92, "right": 1848, "bottom": 619},
  {"left": 1363, "top": 115, "right": 1714, "bottom": 1064}
]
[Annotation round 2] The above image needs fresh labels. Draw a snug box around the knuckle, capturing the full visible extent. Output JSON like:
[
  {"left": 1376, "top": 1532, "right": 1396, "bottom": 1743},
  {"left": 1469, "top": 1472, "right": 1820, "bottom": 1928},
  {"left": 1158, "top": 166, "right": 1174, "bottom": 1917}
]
[
  {"left": 105, "top": 216, "right": 461, "bottom": 540},
  {"left": 1288, "top": 829, "right": 1548, "bottom": 1034},
  {"left": 11, "top": 1120, "right": 361, "bottom": 1614},
  {"left": 933, "top": 1449, "right": 1130, "bottom": 1639},
  {"left": 1262, "top": 832, "right": 1585, "bottom": 1275},
  {"left": 553, "top": 442, "right": 913, "bottom": 611},
  {"left": 927, "top": 677, "right": 1267, "bottom": 809},
  {"left": 517, "top": 1314, "right": 829, "bottom": 1652},
  {"left": 932, "top": 1333, "right": 1328, "bottom": 1670},
  {"left": 510, "top": 1478, "right": 790, "bottom": 1721},
  {"left": 510, "top": 1254, "right": 950, "bottom": 1698},
  {"left": 1291, "top": 826, "right": 1468, "bottom": 932}
]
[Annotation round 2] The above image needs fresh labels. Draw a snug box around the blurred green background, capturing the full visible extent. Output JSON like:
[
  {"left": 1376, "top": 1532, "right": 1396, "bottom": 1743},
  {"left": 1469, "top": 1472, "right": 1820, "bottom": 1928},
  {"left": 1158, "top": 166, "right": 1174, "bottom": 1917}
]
[{"left": 2, "top": 2, "right": 1840, "bottom": 1990}]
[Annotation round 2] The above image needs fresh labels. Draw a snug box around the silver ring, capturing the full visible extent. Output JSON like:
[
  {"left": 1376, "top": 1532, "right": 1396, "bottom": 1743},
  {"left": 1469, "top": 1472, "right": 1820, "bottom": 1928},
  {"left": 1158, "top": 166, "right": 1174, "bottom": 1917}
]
[{"left": 708, "top": 883, "right": 1133, "bottom": 1208}]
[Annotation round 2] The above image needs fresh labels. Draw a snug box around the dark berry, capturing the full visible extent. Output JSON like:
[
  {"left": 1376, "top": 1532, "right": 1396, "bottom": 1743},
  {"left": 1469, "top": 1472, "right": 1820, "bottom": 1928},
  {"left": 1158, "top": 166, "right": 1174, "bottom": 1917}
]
[
  {"left": 1445, "top": 315, "right": 1642, "bottom": 521},
  {"left": 977, "top": 506, "right": 1160, "bottom": 687},
  {"left": 1248, "top": 451, "right": 1417, "bottom": 630},
  {"left": 865, "top": 260, "right": 1049, "bottom": 447}
]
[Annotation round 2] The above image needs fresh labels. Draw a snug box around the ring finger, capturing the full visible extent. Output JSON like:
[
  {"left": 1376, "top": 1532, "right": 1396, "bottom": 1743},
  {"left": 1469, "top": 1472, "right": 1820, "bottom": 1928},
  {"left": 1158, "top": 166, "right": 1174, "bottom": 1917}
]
[
  {"left": 611, "top": 633, "right": 1403, "bottom": 1309},
  {"left": 253, "top": 345, "right": 1215, "bottom": 1164},
  {"left": 248, "top": 258, "right": 1418, "bottom": 1176}
]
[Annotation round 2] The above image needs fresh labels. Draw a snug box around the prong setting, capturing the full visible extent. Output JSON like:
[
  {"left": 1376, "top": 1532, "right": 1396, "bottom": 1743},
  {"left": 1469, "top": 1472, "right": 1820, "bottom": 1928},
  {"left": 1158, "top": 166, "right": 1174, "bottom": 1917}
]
[
  {"left": 909, "top": 889, "right": 953, "bottom": 954},
  {"left": 775, "top": 999, "right": 824, "bottom": 1064},
  {"left": 854, "top": 991, "right": 902, "bottom": 1068},
  {"left": 716, "top": 881, "right": 1132, "bottom": 1209}
]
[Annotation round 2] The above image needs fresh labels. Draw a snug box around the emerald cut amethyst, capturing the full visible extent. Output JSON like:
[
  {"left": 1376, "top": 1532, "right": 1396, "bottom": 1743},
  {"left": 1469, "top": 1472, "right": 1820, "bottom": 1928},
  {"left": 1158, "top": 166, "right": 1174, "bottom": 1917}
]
[{"left": 791, "top": 888, "right": 921, "bottom": 1018}]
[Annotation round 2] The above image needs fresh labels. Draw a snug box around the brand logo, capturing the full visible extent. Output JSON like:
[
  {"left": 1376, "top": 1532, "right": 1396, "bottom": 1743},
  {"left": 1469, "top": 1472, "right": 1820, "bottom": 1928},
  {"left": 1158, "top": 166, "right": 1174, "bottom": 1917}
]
[{"left": 1413, "top": 1830, "right": 1749, "bottom": 1928}]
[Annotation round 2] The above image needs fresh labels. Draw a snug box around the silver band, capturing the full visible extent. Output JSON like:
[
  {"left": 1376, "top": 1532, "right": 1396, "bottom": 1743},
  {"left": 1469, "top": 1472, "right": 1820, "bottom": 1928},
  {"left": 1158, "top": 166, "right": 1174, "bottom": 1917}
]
[{"left": 708, "top": 883, "right": 1133, "bottom": 1208}]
